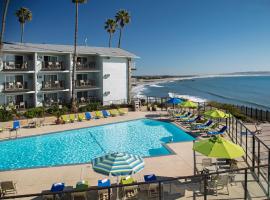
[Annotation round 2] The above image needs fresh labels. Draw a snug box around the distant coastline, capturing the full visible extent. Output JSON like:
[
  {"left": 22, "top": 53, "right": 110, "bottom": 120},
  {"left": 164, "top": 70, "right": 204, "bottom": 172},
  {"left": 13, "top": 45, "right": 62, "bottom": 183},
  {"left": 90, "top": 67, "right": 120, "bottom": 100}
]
[{"left": 131, "top": 72, "right": 270, "bottom": 106}]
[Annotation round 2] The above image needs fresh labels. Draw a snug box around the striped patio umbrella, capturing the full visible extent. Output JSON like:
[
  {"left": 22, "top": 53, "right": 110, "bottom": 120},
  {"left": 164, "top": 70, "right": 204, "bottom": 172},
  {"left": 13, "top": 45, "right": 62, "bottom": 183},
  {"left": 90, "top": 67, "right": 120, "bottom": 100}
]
[{"left": 92, "top": 152, "right": 144, "bottom": 176}]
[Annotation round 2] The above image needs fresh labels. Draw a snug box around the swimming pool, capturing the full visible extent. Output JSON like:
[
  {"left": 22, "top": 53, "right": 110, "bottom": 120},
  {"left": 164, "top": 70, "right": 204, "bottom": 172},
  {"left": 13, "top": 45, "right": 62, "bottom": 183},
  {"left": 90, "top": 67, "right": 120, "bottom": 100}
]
[{"left": 0, "top": 119, "right": 194, "bottom": 170}]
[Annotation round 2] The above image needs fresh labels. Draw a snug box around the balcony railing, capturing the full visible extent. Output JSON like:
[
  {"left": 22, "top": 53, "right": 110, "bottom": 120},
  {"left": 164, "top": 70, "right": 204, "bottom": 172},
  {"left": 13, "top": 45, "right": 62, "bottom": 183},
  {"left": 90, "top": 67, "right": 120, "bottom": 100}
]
[
  {"left": 41, "top": 80, "right": 65, "bottom": 90},
  {"left": 41, "top": 61, "right": 65, "bottom": 71},
  {"left": 76, "top": 62, "right": 97, "bottom": 71},
  {"left": 3, "top": 82, "right": 30, "bottom": 92},
  {"left": 77, "top": 96, "right": 100, "bottom": 104},
  {"left": 43, "top": 99, "right": 65, "bottom": 107},
  {"left": 75, "top": 80, "right": 97, "bottom": 89},
  {"left": 2, "top": 61, "right": 32, "bottom": 71},
  {"left": 6, "top": 101, "right": 28, "bottom": 110}
]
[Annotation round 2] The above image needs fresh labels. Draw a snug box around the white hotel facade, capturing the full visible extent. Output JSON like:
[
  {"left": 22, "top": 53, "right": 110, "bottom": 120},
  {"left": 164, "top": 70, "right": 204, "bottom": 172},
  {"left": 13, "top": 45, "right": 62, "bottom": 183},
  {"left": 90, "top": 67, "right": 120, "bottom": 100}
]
[{"left": 0, "top": 42, "right": 137, "bottom": 109}]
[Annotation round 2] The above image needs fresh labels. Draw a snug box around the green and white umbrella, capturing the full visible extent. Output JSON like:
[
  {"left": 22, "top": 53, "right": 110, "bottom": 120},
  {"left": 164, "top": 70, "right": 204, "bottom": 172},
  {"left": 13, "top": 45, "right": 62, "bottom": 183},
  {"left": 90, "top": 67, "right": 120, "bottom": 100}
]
[{"left": 92, "top": 152, "right": 144, "bottom": 176}]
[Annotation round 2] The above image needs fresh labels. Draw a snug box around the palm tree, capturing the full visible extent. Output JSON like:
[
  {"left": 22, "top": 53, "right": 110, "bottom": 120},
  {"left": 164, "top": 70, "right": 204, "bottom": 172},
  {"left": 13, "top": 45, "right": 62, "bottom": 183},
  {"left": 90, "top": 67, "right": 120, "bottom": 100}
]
[
  {"left": 104, "top": 19, "right": 117, "bottom": 47},
  {"left": 71, "top": 0, "right": 87, "bottom": 113},
  {"left": 115, "top": 10, "right": 130, "bottom": 48},
  {"left": 0, "top": 0, "right": 10, "bottom": 50},
  {"left": 15, "top": 7, "right": 32, "bottom": 43}
]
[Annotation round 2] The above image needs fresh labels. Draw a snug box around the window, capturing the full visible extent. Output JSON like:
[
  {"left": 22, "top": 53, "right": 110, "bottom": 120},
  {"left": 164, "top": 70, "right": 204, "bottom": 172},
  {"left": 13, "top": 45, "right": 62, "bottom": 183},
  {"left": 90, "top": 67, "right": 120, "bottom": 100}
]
[
  {"left": 44, "top": 56, "right": 58, "bottom": 62},
  {"left": 44, "top": 75, "right": 57, "bottom": 82},
  {"left": 44, "top": 93, "right": 58, "bottom": 101},
  {"left": 77, "top": 74, "right": 87, "bottom": 80},
  {"left": 77, "top": 57, "right": 87, "bottom": 64}
]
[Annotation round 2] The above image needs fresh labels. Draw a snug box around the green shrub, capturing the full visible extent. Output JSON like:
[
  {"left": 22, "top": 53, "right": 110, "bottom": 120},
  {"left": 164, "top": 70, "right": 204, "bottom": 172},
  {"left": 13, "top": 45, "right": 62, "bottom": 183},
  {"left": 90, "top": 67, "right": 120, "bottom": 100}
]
[
  {"left": 48, "top": 106, "right": 68, "bottom": 119},
  {"left": 24, "top": 107, "right": 45, "bottom": 118},
  {"left": 79, "top": 102, "right": 101, "bottom": 112},
  {"left": 0, "top": 107, "right": 13, "bottom": 122}
]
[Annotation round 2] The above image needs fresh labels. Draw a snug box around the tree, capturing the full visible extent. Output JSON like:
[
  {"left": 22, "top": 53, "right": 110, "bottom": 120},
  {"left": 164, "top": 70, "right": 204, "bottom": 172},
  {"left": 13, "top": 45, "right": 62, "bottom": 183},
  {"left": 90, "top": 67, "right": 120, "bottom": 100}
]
[
  {"left": 115, "top": 10, "right": 130, "bottom": 48},
  {"left": 0, "top": 0, "right": 10, "bottom": 50},
  {"left": 15, "top": 7, "right": 32, "bottom": 43},
  {"left": 71, "top": 0, "right": 87, "bottom": 113},
  {"left": 104, "top": 19, "right": 117, "bottom": 47}
]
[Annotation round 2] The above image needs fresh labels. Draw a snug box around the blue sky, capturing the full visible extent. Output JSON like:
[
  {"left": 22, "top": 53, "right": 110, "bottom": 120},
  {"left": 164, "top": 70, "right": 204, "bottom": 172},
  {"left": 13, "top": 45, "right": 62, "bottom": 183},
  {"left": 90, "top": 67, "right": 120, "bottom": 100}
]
[{"left": 2, "top": 0, "right": 270, "bottom": 75}]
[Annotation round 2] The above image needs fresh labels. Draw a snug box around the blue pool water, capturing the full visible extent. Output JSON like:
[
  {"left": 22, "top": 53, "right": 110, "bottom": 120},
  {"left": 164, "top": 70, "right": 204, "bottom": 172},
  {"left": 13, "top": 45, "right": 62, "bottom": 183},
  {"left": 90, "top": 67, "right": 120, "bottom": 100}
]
[{"left": 0, "top": 119, "right": 194, "bottom": 171}]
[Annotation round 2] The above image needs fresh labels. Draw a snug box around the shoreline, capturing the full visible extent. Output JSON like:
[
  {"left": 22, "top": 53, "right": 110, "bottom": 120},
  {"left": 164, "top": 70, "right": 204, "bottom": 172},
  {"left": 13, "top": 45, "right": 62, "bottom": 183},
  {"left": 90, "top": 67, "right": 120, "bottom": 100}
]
[{"left": 131, "top": 74, "right": 270, "bottom": 108}]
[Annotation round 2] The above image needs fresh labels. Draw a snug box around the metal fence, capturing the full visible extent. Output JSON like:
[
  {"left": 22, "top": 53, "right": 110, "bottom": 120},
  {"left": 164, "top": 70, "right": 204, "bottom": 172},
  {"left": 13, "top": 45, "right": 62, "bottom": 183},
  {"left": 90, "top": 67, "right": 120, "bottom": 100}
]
[
  {"left": 0, "top": 165, "right": 268, "bottom": 200},
  {"left": 236, "top": 105, "right": 270, "bottom": 122},
  {"left": 226, "top": 116, "right": 270, "bottom": 196}
]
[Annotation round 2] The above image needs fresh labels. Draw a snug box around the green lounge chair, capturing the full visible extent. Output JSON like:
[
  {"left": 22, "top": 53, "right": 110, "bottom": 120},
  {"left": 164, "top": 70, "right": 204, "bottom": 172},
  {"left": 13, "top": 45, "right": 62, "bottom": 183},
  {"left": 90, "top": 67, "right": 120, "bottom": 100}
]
[
  {"left": 118, "top": 108, "right": 127, "bottom": 116},
  {"left": 61, "top": 115, "right": 70, "bottom": 124},
  {"left": 78, "top": 113, "right": 85, "bottom": 121},
  {"left": 178, "top": 114, "right": 195, "bottom": 121},
  {"left": 95, "top": 111, "right": 103, "bottom": 119},
  {"left": 109, "top": 109, "right": 119, "bottom": 117},
  {"left": 70, "top": 114, "right": 77, "bottom": 123}
]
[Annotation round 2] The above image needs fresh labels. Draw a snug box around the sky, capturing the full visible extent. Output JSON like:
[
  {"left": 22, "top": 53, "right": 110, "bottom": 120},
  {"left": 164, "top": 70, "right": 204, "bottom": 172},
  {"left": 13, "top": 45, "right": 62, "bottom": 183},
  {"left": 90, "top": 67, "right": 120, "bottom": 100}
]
[{"left": 2, "top": 0, "right": 270, "bottom": 75}]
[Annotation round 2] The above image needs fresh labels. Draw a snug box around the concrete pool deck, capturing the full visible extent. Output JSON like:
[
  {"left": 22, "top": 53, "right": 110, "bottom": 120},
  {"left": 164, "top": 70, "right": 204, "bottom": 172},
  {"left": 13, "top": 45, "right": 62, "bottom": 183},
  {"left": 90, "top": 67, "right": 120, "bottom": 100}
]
[{"left": 0, "top": 111, "right": 195, "bottom": 195}]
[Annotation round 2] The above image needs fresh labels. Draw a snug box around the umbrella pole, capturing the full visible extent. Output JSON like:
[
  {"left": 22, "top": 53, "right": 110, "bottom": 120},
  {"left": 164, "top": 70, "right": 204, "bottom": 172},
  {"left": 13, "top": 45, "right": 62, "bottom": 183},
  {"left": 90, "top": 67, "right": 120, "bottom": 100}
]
[{"left": 117, "top": 175, "right": 119, "bottom": 200}]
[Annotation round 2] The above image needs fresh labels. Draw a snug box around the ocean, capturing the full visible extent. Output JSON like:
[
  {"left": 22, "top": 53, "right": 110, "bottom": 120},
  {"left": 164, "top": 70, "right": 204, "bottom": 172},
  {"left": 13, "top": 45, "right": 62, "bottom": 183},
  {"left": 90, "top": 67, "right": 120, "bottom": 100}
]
[{"left": 133, "top": 75, "right": 270, "bottom": 110}]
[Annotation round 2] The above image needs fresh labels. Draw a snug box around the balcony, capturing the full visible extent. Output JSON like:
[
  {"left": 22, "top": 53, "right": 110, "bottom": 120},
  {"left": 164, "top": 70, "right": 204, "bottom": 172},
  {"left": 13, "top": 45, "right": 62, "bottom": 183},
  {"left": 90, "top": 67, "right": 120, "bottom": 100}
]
[
  {"left": 41, "top": 61, "right": 65, "bottom": 71},
  {"left": 75, "top": 80, "right": 97, "bottom": 89},
  {"left": 77, "top": 96, "right": 100, "bottom": 105},
  {"left": 3, "top": 82, "right": 31, "bottom": 93},
  {"left": 6, "top": 101, "right": 29, "bottom": 110},
  {"left": 76, "top": 62, "right": 98, "bottom": 71},
  {"left": 43, "top": 99, "right": 65, "bottom": 107},
  {"left": 2, "top": 61, "right": 32, "bottom": 71},
  {"left": 41, "top": 80, "right": 65, "bottom": 91}
]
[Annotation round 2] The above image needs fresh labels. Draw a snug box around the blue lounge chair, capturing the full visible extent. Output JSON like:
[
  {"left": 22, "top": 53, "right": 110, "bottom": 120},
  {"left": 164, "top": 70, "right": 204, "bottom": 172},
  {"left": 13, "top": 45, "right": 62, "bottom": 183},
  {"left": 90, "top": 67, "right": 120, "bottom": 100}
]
[
  {"left": 50, "top": 182, "right": 65, "bottom": 192},
  {"left": 85, "top": 112, "right": 92, "bottom": 120},
  {"left": 12, "top": 120, "right": 20, "bottom": 130},
  {"left": 208, "top": 126, "right": 227, "bottom": 136},
  {"left": 144, "top": 174, "right": 157, "bottom": 182},
  {"left": 182, "top": 116, "right": 201, "bottom": 123},
  {"left": 102, "top": 110, "right": 110, "bottom": 118},
  {"left": 193, "top": 120, "right": 213, "bottom": 130}
]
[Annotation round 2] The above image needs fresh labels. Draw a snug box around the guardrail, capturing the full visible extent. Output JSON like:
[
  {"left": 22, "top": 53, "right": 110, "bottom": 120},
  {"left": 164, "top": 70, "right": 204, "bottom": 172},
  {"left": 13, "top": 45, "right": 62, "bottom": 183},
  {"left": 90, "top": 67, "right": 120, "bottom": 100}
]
[
  {"left": 0, "top": 164, "right": 268, "bottom": 200},
  {"left": 235, "top": 105, "right": 270, "bottom": 122}
]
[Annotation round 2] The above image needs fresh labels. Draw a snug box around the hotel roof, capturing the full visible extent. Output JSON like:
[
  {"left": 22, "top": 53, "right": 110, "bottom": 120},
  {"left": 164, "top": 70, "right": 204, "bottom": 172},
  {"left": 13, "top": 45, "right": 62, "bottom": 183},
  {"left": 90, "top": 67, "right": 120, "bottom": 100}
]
[{"left": 3, "top": 42, "right": 138, "bottom": 58}]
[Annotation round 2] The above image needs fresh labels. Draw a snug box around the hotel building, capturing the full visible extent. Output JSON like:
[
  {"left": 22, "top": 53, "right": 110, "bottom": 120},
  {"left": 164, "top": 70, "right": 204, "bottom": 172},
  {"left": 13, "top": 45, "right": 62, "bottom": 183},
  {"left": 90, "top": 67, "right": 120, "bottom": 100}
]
[{"left": 0, "top": 42, "right": 137, "bottom": 109}]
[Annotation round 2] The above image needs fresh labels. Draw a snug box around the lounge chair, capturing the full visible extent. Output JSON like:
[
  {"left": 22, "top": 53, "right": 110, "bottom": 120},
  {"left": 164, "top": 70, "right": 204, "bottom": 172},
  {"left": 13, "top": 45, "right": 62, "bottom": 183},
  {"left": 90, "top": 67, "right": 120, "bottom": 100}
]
[
  {"left": 143, "top": 174, "right": 159, "bottom": 198},
  {"left": 202, "top": 158, "right": 212, "bottom": 168},
  {"left": 109, "top": 109, "right": 119, "bottom": 117},
  {"left": 98, "top": 179, "right": 112, "bottom": 200},
  {"left": 120, "top": 177, "right": 138, "bottom": 200},
  {"left": 192, "top": 120, "right": 213, "bottom": 130},
  {"left": 78, "top": 113, "right": 85, "bottom": 121},
  {"left": 182, "top": 116, "right": 201, "bottom": 124},
  {"left": 71, "top": 180, "right": 89, "bottom": 200},
  {"left": 69, "top": 114, "right": 76, "bottom": 123},
  {"left": 43, "top": 182, "right": 65, "bottom": 200},
  {"left": 85, "top": 112, "right": 92, "bottom": 120},
  {"left": 51, "top": 182, "right": 65, "bottom": 192},
  {"left": 178, "top": 114, "right": 196, "bottom": 122},
  {"left": 175, "top": 112, "right": 191, "bottom": 119},
  {"left": 12, "top": 120, "right": 20, "bottom": 130},
  {"left": 95, "top": 111, "right": 103, "bottom": 119},
  {"left": 0, "top": 181, "right": 17, "bottom": 195},
  {"left": 102, "top": 110, "right": 110, "bottom": 118},
  {"left": 28, "top": 118, "right": 37, "bottom": 128},
  {"left": 207, "top": 126, "right": 227, "bottom": 136},
  {"left": 173, "top": 111, "right": 186, "bottom": 118},
  {"left": 61, "top": 115, "right": 70, "bottom": 124},
  {"left": 118, "top": 108, "right": 127, "bottom": 116}
]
